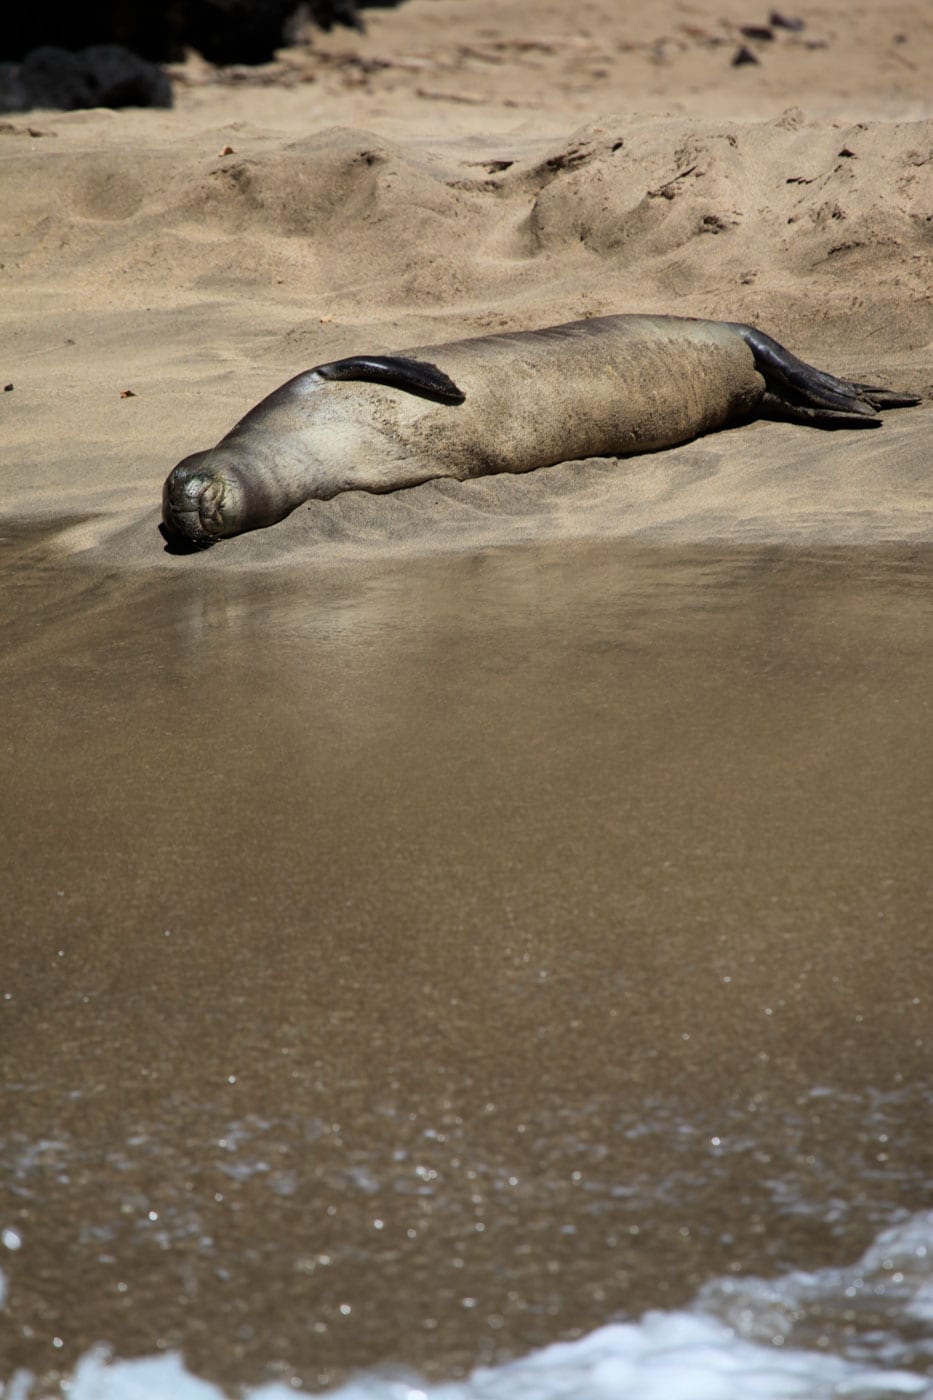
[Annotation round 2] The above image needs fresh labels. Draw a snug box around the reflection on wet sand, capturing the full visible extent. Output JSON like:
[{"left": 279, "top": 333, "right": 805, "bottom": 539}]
[{"left": 1, "top": 533, "right": 931, "bottom": 1394}]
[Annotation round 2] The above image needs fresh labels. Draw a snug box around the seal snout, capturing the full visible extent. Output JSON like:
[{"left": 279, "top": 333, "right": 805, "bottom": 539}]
[{"left": 162, "top": 452, "right": 231, "bottom": 546}]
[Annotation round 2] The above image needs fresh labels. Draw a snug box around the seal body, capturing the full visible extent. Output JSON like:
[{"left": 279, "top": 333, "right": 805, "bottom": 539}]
[{"left": 162, "top": 314, "right": 919, "bottom": 545}]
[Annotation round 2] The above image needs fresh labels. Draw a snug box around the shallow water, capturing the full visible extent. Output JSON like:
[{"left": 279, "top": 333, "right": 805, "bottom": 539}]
[{"left": 1, "top": 530, "right": 931, "bottom": 1396}]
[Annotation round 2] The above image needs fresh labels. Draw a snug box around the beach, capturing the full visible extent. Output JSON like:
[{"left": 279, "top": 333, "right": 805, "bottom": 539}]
[{"left": 2, "top": 1, "right": 932, "bottom": 1395}]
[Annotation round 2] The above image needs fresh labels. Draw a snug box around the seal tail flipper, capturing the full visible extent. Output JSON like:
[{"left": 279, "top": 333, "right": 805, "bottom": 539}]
[
  {"left": 726, "top": 322, "right": 921, "bottom": 426},
  {"left": 846, "top": 382, "right": 922, "bottom": 409},
  {"left": 314, "top": 355, "right": 466, "bottom": 405},
  {"left": 757, "top": 392, "right": 883, "bottom": 428}
]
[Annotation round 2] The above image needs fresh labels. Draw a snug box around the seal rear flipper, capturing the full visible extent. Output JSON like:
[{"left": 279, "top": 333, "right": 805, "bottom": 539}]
[
  {"left": 727, "top": 322, "right": 921, "bottom": 421},
  {"left": 757, "top": 392, "right": 884, "bottom": 428},
  {"left": 845, "top": 382, "right": 922, "bottom": 409},
  {"left": 314, "top": 355, "right": 466, "bottom": 405}
]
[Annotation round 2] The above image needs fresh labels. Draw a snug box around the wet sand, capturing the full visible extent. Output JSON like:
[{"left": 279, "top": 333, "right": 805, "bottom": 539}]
[{"left": 2, "top": 532, "right": 931, "bottom": 1392}]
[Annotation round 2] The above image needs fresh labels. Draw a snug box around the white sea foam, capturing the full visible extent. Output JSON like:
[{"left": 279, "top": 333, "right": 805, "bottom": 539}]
[{"left": 5, "top": 1214, "right": 933, "bottom": 1400}]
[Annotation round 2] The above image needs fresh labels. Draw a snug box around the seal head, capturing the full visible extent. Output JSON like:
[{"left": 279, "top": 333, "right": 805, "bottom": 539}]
[
  {"left": 160, "top": 354, "right": 468, "bottom": 546},
  {"left": 161, "top": 451, "right": 253, "bottom": 546}
]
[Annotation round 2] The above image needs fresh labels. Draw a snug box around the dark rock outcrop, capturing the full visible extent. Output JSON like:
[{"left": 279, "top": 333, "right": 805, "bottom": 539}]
[
  {"left": 0, "top": 44, "right": 172, "bottom": 112},
  {"left": 2, "top": 0, "right": 406, "bottom": 68}
]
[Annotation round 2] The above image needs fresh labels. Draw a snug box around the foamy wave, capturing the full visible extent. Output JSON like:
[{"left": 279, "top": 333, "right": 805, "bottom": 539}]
[
  {"left": 18, "top": 1315, "right": 930, "bottom": 1400},
  {"left": 6, "top": 1214, "right": 933, "bottom": 1400}
]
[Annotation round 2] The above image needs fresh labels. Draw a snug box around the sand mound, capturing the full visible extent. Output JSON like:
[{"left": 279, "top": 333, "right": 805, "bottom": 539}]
[
  {"left": 4, "top": 113, "right": 931, "bottom": 334},
  {"left": 522, "top": 117, "right": 933, "bottom": 342}
]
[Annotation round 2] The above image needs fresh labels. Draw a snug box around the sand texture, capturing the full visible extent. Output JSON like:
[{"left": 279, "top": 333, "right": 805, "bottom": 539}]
[{"left": 1, "top": 0, "right": 931, "bottom": 567}]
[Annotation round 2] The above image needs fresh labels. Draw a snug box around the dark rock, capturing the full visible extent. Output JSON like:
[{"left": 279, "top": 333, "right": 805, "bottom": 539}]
[
  {"left": 307, "top": 0, "right": 366, "bottom": 31},
  {"left": 1, "top": 0, "right": 407, "bottom": 67},
  {"left": 0, "top": 44, "right": 172, "bottom": 112},
  {"left": 769, "top": 11, "right": 805, "bottom": 31},
  {"left": 181, "top": 0, "right": 309, "bottom": 66},
  {"left": 731, "top": 44, "right": 761, "bottom": 66}
]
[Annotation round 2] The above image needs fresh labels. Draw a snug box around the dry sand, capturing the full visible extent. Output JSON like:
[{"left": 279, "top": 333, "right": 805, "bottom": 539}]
[{"left": 1, "top": 0, "right": 931, "bottom": 564}]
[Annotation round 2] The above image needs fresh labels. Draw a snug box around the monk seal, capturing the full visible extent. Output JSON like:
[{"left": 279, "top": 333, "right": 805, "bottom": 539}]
[{"left": 161, "top": 314, "right": 920, "bottom": 545}]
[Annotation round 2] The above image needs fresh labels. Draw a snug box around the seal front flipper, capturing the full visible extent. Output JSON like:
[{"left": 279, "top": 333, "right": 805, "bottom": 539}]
[
  {"left": 314, "top": 355, "right": 466, "bottom": 405},
  {"left": 727, "top": 322, "right": 921, "bottom": 426}
]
